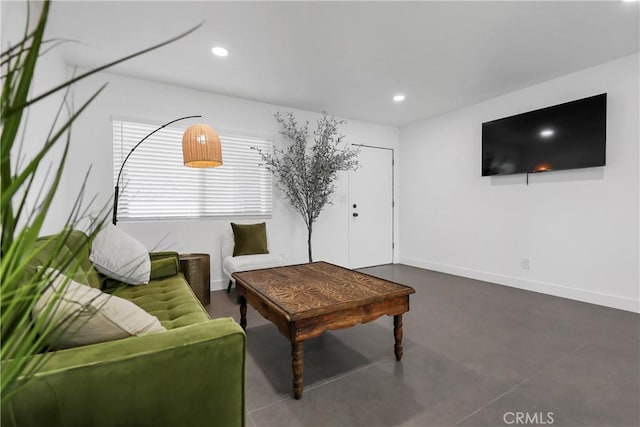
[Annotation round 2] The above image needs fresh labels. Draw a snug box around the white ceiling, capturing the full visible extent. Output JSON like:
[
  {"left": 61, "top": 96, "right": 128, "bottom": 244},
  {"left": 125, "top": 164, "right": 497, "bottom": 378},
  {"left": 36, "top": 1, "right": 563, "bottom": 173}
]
[{"left": 47, "top": 1, "right": 639, "bottom": 127}]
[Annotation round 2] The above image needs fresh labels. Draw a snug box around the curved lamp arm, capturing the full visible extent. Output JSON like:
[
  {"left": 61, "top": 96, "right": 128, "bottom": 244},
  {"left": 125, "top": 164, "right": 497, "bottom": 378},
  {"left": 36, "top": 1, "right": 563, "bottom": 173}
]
[{"left": 113, "top": 115, "right": 201, "bottom": 225}]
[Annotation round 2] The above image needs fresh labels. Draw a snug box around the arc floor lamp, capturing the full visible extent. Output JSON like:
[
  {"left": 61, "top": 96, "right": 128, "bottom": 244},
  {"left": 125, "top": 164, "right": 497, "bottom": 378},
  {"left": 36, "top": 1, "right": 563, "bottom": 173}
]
[{"left": 112, "top": 115, "right": 222, "bottom": 225}]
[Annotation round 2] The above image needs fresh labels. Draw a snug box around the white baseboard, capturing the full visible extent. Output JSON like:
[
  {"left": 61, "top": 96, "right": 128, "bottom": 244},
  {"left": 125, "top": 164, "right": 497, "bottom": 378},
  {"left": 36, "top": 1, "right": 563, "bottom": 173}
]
[
  {"left": 399, "top": 257, "right": 640, "bottom": 313},
  {"left": 209, "top": 278, "right": 228, "bottom": 292}
]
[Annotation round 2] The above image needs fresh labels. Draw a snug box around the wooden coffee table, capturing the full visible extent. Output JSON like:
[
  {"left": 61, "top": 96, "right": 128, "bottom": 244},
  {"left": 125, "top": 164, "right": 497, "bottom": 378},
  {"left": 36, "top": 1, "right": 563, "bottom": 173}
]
[{"left": 232, "top": 261, "right": 415, "bottom": 399}]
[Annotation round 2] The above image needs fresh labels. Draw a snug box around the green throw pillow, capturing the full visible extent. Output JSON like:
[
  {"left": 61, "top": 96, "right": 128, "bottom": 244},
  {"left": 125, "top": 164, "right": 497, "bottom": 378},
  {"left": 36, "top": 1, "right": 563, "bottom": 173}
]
[
  {"left": 231, "top": 223, "right": 269, "bottom": 257},
  {"left": 150, "top": 257, "right": 179, "bottom": 280}
]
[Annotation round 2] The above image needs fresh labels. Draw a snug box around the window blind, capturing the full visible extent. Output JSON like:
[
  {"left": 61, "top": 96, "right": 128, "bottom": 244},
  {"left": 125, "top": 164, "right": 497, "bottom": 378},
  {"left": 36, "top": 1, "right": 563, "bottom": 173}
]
[{"left": 113, "top": 120, "right": 272, "bottom": 220}]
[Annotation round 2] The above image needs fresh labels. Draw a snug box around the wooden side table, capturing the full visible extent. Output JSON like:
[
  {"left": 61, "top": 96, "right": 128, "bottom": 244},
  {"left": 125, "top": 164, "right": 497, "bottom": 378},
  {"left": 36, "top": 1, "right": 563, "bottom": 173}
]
[{"left": 179, "top": 253, "right": 211, "bottom": 306}]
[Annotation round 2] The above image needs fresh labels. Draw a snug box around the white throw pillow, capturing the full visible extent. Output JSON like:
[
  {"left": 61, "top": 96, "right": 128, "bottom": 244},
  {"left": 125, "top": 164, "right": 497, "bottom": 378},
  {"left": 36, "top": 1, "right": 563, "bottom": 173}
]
[
  {"left": 90, "top": 224, "right": 150, "bottom": 285},
  {"left": 33, "top": 270, "right": 165, "bottom": 349}
]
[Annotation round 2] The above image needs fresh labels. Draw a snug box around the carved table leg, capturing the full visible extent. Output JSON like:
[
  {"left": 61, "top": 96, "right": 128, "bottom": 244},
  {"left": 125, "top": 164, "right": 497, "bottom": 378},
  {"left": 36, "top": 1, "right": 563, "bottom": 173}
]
[
  {"left": 239, "top": 296, "right": 247, "bottom": 330},
  {"left": 393, "top": 314, "right": 403, "bottom": 361},
  {"left": 292, "top": 341, "right": 304, "bottom": 399}
]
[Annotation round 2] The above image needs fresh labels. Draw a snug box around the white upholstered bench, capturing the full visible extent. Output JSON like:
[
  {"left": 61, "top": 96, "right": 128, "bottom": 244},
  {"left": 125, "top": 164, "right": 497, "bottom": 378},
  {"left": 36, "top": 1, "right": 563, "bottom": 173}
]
[{"left": 221, "top": 228, "right": 285, "bottom": 293}]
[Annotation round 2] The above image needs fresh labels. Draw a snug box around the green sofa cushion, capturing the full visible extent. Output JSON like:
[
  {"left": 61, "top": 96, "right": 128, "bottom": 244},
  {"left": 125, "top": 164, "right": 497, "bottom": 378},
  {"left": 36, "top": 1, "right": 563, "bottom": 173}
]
[
  {"left": 231, "top": 222, "right": 269, "bottom": 256},
  {"left": 109, "top": 274, "right": 209, "bottom": 330}
]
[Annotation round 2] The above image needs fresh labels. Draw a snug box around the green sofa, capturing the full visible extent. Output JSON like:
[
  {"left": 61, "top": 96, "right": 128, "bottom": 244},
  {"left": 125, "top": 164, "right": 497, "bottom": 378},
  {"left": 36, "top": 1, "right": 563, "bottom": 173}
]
[{"left": 2, "top": 231, "right": 246, "bottom": 427}]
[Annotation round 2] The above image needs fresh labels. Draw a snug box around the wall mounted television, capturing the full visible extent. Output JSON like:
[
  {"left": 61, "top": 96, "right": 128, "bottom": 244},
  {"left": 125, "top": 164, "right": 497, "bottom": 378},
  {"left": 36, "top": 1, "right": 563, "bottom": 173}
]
[{"left": 482, "top": 93, "right": 607, "bottom": 176}]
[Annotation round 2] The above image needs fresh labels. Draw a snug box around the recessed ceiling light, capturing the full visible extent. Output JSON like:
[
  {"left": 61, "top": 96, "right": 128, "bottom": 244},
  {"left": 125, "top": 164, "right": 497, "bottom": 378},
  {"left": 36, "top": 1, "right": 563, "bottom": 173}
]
[
  {"left": 540, "top": 129, "right": 554, "bottom": 138},
  {"left": 393, "top": 94, "right": 405, "bottom": 102},
  {"left": 621, "top": 0, "right": 638, "bottom": 3},
  {"left": 211, "top": 46, "right": 229, "bottom": 57}
]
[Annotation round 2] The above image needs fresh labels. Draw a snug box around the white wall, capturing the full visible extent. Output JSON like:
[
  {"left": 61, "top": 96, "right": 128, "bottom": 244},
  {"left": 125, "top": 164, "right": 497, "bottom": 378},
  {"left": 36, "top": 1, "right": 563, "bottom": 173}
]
[
  {"left": 65, "top": 71, "right": 399, "bottom": 290},
  {"left": 399, "top": 53, "right": 639, "bottom": 312}
]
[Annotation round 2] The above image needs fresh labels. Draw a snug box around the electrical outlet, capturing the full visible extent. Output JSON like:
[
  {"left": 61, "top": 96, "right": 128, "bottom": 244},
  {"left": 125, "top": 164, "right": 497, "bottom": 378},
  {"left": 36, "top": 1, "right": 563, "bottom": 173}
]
[{"left": 521, "top": 258, "right": 531, "bottom": 270}]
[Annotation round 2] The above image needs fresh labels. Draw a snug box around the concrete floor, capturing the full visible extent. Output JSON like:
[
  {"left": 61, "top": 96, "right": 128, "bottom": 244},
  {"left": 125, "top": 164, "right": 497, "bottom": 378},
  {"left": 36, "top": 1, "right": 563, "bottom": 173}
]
[{"left": 207, "top": 264, "right": 639, "bottom": 427}]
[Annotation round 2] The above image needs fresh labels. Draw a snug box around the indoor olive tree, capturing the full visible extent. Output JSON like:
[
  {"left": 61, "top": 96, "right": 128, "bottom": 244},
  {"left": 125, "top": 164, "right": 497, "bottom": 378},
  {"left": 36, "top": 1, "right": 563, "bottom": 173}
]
[{"left": 259, "top": 112, "right": 359, "bottom": 262}]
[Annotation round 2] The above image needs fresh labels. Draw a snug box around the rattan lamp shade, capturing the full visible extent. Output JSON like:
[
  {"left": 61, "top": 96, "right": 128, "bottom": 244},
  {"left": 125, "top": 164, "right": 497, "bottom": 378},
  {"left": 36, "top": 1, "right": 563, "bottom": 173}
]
[{"left": 182, "top": 124, "right": 223, "bottom": 168}]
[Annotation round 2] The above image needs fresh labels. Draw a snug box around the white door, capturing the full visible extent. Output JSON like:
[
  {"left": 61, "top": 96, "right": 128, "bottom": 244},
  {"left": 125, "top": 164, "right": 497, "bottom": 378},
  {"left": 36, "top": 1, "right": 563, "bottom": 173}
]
[{"left": 349, "top": 145, "right": 394, "bottom": 268}]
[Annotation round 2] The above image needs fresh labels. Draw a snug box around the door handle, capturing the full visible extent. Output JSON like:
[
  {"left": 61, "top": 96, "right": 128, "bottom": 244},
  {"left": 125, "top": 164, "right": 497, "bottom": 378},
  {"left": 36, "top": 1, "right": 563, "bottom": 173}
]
[
  {"left": 353, "top": 203, "right": 357, "bottom": 208},
  {"left": 353, "top": 213, "right": 359, "bottom": 217}
]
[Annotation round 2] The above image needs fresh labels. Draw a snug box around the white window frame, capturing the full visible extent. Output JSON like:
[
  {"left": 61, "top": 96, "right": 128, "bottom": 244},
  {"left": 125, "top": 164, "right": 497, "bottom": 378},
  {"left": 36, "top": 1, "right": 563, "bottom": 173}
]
[{"left": 113, "top": 118, "right": 273, "bottom": 221}]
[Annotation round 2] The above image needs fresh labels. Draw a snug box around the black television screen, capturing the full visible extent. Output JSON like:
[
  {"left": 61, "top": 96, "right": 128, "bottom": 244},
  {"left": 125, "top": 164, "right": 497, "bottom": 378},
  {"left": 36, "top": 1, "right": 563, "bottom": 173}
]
[{"left": 482, "top": 93, "right": 607, "bottom": 176}]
